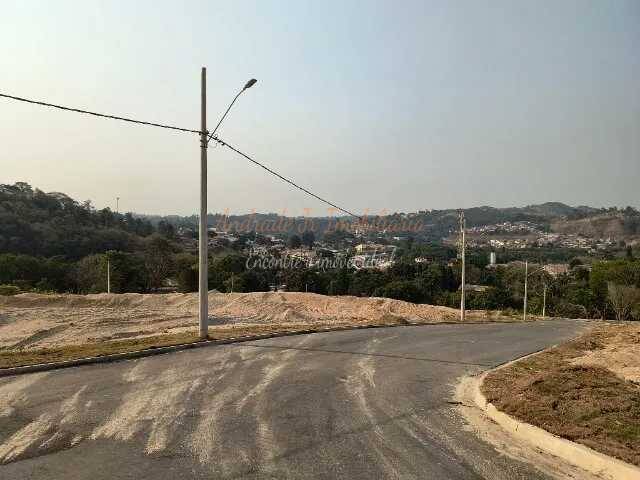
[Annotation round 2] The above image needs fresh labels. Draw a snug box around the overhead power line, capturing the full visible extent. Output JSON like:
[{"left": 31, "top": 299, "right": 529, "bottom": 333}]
[
  {"left": 212, "top": 136, "right": 360, "bottom": 219},
  {"left": 1, "top": 90, "right": 361, "bottom": 220},
  {"left": 0, "top": 92, "right": 201, "bottom": 134}
]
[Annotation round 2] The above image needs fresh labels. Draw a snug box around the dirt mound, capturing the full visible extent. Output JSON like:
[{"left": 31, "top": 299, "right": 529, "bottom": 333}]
[
  {"left": 0, "top": 292, "right": 196, "bottom": 309},
  {"left": 571, "top": 323, "right": 640, "bottom": 383},
  {"left": 210, "top": 292, "right": 458, "bottom": 324},
  {"left": 0, "top": 291, "right": 482, "bottom": 351}
]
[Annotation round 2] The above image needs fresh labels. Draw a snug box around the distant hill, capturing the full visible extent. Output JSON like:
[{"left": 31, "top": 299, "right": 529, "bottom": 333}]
[
  {"left": 147, "top": 201, "right": 640, "bottom": 240},
  {"left": 3, "top": 183, "right": 638, "bottom": 261},
  {"left": 519, "top": 202, "right": 599, "bottom": 218}
]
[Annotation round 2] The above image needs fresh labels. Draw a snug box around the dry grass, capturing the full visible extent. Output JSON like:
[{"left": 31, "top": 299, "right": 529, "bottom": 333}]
[
  {"left": 482, "top": 323, "right": 640, "bottom": 466},
  {"left": 0, "top": 332, "right": 198, "bottom": 368},
  {"left": 0, "top": 319, "right": 419, "bottom": 369}
]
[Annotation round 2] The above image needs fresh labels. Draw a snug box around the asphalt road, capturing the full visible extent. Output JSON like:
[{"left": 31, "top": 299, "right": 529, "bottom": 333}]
[{"left": 0, "top": 320, "right": 587, "bottom": 479}]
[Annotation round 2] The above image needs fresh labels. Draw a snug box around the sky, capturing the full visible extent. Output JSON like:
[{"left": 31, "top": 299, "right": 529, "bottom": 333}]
[{"left": 1, "top": 0, "right": 638, "bottom": 216}]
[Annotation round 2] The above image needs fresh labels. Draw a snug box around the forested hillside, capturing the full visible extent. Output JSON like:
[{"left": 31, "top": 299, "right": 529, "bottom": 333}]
[
  {"left": 0, "top": 183, "right": 177, "bottom": 293},
  {"left": 0, "top": 182, "right": 159, "bottom": 259}
]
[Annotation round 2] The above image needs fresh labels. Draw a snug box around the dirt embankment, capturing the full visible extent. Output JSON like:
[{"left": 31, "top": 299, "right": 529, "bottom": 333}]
[
  {"left": 482, "top": 323, "right": 640, "bottom": 467},
  {"left": 550, "top": 214, "right": 626, "bottom": 238},
  {"left": 0, "top": 291, "right": 512, "bottom": 352}
]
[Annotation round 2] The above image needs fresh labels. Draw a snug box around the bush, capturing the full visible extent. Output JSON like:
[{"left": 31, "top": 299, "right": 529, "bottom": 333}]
[
  {"left": 177, "top": 265, "right": 198, "bottom": 292},
  {"left": 0, "top": 284, "right": 20, "bottom": 296},
  {"left": 378, "top": 280, "right": 423, "bottom": 303},
  {"left": 467, "top": 287, "right": 511, "bottom": 310},
  {"left": 553, "top": 301, "right": 588, "bottom": 319}
]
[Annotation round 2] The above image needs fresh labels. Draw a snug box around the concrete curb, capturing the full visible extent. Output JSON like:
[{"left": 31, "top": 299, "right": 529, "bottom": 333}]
[
  {"left": 471, "top": 369, "right": 640, "bottom": 480},
  {"left": 0, "top": 320, "right": 499, "bottom": 378}
]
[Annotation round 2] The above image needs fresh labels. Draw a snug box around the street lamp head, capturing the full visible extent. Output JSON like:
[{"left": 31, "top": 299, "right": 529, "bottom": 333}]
[{"left": 244, "top": 78, "right": 258, "bottom": 90}]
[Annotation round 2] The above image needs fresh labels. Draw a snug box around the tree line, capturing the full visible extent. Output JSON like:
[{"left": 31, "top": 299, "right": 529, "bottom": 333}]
[
  {"left": 1, "top": 182, "right": 639, "bottom": 320},
  {"left": 6, "top": 244, "right": 637, "bottom": 321}
]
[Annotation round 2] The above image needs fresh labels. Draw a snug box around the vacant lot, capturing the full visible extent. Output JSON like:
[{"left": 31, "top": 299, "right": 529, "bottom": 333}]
[
  {"left": 0, "top": 291, "right": 523, "bottom": 367},
  {"left": 482, "top": 322, "right": 640, "bottom": 466}
]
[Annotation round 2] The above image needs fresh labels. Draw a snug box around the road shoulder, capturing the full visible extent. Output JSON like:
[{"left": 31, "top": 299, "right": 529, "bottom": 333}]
[{"left": 458, "top": 323, "right": 640, "bottom": 480}]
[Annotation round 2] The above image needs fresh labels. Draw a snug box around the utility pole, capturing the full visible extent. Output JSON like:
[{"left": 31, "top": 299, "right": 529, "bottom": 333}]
[
  {"left": 199, "top": 67, "right": 209, "bottom": 339},
  {"left": 542, "top": 283, "right": 547, "bottom": 318},
  {"left": 116, "top": 197, "right": 120, "bottom": 214},
  {"left": 523, "top": 260, "right": 528, "bottom": 321},
  {"left": 107, "top": 256, "right": 111, "bottom": 294},
  {"left": 459, "top": 211, "right": 466, "bottom": 322}
]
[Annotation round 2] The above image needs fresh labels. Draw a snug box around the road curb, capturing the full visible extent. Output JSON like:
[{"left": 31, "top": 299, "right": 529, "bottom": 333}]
[{"left": 471, "top": 366, "right": 640, "bottom": 480}]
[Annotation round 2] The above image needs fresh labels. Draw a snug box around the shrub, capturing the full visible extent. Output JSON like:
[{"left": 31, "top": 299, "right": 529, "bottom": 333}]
[
  {"left": 0, "top": 284, "right": 21, "bottom": 296},
  {"left": 553, "top": 301, "right": 588, "bottom": 319},
  {"left": 379, "top": 280, "right": 423, "bottom": 303}
]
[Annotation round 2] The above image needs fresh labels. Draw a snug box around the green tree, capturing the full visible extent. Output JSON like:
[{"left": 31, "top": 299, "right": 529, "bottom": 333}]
[
  {"left": 223, "top": 270, "right": 269, "bottom": 293},
  {"left": 301, "top": 230, "right": 315, "bottom": 249},
  {"left": 288, "top": 234, "right": 302, "bottom": 249},
  {"left": 174, "top": 253, "right": 198, "bottom": 292},
  {"left": 208, "top": 253, "right": 248, "bottom": 291},
  {"left": 75, "top": 254, "right": 106, "bottom": 293},
  {"left": 144, "top": 235, "right": 175, "bottom": 291},
  {"left": 378, "top": 280, "right": 423, "bottom": 303}
]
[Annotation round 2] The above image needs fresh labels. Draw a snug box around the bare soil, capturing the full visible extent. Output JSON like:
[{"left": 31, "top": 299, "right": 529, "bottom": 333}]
[
  {"left": 482, "top": 323, "right": 640, "bottom": 466},
  {"left": 0, "top": 324, "right": 316, "bottom": 369},
  {"left": 0, "top": 291, "right": 519, "bottom": 368}
]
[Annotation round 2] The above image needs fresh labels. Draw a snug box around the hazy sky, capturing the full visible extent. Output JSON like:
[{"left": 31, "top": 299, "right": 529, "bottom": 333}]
[{"left": 2, "top": 0, "right": 638, "bottom": 216}]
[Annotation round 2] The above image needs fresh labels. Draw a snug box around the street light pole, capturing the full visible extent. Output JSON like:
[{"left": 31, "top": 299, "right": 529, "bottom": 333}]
[
  {"left": 199, "top": 67, "right": 209, "bottom": 339},
  {"left": 197, "top": 71, "right": 257, "bottom": 340}
]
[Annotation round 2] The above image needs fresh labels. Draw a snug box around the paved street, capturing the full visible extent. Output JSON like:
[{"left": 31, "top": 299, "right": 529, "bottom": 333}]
[{"left": 0, "top": 320, "right": 586, "bottom": 479}]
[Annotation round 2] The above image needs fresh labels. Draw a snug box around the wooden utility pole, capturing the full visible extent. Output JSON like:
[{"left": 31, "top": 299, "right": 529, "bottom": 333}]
[
  {"left": 459, "top": 211, "right": 466, "bottom": 322},
  {"left": 523, "top": 260, "right": 528, "bottom": 321}
]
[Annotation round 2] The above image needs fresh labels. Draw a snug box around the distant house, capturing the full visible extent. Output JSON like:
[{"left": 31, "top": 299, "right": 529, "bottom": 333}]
[
  {"left": 543, "top": 264, "right": 570, "bottom": 277},
  {"left": 459, "top": 284, "right": 490, "bottom": 293},
  {"left": 355, "top": 243, "right": 394, "bottom": 254}
]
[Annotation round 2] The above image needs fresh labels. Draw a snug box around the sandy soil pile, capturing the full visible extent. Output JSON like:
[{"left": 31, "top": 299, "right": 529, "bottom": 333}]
[
  {"left": 0, "top": 291, "right": 486, "bottom": 351},
  {"left": 571, "top": 323, "right": 640, "bottom": 383}
]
